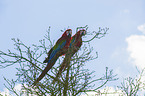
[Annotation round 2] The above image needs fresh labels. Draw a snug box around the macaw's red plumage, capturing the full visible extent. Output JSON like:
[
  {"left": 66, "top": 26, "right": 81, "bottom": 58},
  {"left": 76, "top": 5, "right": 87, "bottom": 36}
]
[
  {"left": 34, "top": 29, "right": 72, "bottom": 84},
  {"left": 53, "top": 29, "right": 86, "bottom": 82}
]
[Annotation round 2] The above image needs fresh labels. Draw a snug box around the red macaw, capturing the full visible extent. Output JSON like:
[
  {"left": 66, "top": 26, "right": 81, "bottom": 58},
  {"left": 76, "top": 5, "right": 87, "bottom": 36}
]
[
  {"left": 34, "top": 29, "right": 72, "bottom": 84},
  {"left": 55, "top": 29, "right": 86, "bottom": 79}
]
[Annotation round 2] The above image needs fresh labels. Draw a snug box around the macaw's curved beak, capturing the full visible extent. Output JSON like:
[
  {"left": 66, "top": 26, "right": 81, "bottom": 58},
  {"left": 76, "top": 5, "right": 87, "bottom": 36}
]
[{"left": 81, "top": 30, "right": 86, "bottom": 36}]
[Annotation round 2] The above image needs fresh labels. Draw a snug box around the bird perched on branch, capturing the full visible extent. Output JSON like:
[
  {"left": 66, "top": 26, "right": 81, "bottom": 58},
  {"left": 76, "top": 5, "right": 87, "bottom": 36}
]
[
  {"left": 34, "top": 29, "right": 72, "bottom": 84},
  {"left": 53, "top": 29, "right": 86, "bottom": 82}
]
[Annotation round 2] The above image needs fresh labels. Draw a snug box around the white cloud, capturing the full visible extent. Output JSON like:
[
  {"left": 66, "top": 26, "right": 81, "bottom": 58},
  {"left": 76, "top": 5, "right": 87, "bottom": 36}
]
[
  {"left": 0, "top": 84, "right": 22, "bottom": 96},
  {"left": 80, "top": 87, "right": 125, "bottom": 96},
  {"left": 0, "top": 83, "right": 50, "bottom": 96},
  {"left": 0, "top": 88, "right": 11, "bottom": 96},
  {"left": 0, "top": 84, "right": 34, "bottom": 96},
  {"left": 137, "top": 24, "right": 145, "bottom": 34},
  {"left": 1, "top": 84, "right": 124, "bottom": 96},
  {"left": 81, "top": 91, "right": 97, "bottom": 96},
  {"left": 126, "top": 35, "right": 145, "bottom": 70}
]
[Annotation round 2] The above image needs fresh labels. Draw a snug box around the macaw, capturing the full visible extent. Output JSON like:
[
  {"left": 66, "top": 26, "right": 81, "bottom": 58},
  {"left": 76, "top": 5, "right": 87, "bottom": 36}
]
[
  {"left": 54, "top": 29, "right": 86, "bottom": 80},
  {"left": 34, "top": 29, "right": 72, "bottom": 84}
]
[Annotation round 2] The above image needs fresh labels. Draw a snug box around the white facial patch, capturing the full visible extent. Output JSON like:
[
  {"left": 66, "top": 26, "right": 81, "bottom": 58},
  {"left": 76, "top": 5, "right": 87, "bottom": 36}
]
[
  {"left": 69, "top": 30, "right": 72, "bottom": 36},
  {"left": 66, "top": 30, "right": 72, "bottom": 36},
  {"left": 66, "top": 31, "right": 69, "bottom": 36}
]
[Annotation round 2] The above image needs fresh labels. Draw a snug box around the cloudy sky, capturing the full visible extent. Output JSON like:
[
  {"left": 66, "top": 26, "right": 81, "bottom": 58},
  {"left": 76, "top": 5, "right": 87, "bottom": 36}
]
[{"left": 0, "top": 0, "right": 145, "bottom": 95}]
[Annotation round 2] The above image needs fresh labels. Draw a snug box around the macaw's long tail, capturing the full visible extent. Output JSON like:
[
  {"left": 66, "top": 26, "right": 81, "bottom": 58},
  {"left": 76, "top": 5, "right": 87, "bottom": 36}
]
[
  {"left": 52, "top": 49, "right": 75, "bottom": 84},
  {"left": 52, "top": 56, "right": 71, "bottom": 84},
  {"left": 56, "top": 55, "right": 71, "bottom": 78},
  {"left": 33, "top": 56, "right": 59, "bottom": 85}
]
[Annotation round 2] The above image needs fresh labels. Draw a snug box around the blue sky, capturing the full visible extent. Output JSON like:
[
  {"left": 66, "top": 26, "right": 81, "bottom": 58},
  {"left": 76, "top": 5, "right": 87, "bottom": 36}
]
[{"left": 0, "top": 0, "right": 145, "bottom": 94}]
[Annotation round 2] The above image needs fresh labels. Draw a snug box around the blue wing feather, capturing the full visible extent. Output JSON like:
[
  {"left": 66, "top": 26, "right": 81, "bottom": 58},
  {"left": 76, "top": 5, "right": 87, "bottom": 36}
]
[{"left": 48, "top": 40, "right": 66, "bottom": 63}]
